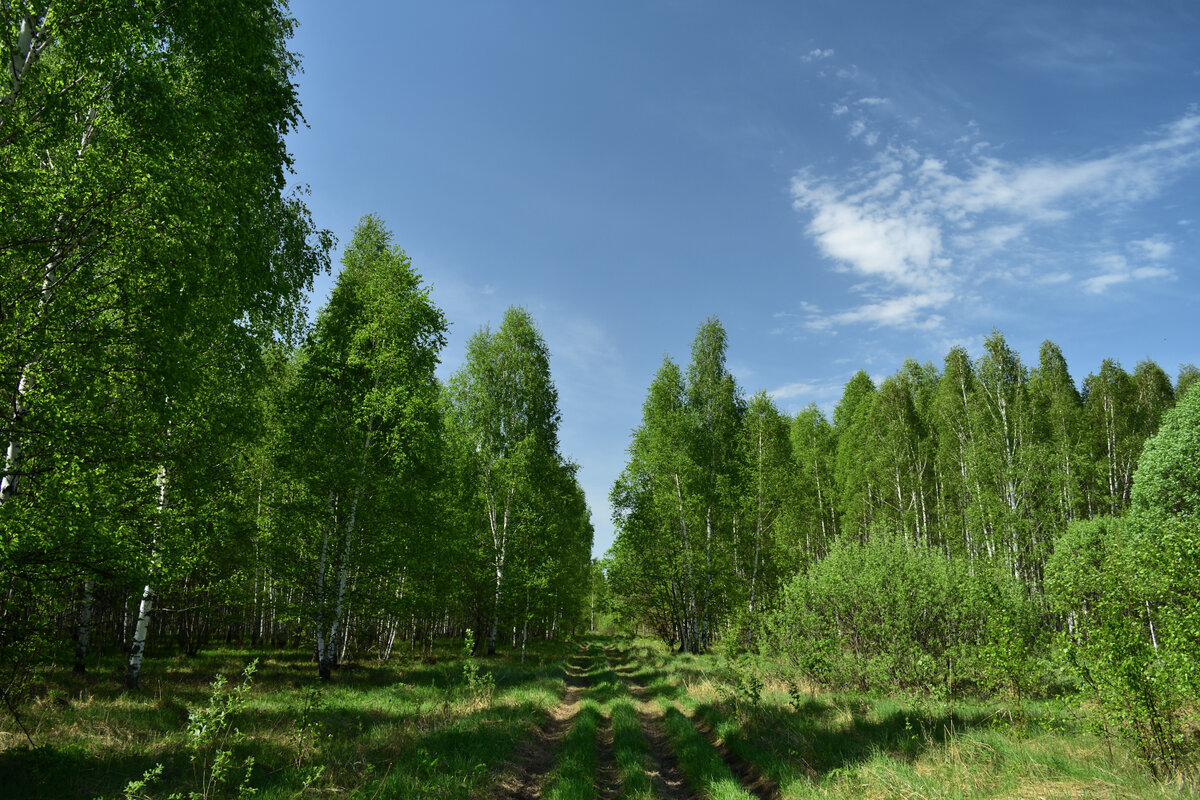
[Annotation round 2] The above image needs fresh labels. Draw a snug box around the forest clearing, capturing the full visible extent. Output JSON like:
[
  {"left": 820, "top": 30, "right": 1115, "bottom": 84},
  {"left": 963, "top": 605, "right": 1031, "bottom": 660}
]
[{"left": 0, "top": 636, "right": 1191, "bottom": 799}]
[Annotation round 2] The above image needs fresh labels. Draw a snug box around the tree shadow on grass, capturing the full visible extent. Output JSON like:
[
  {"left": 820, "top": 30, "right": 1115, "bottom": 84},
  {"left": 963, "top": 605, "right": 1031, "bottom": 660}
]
[
  {"left": 694, "top": 697, "right": 994, "bottom": 781},
  {"left": 0, "top": 740, "right": 193, "bottom": 800},
  {"left": 2, "top": 648, "right": 570, "bottom": 800}
]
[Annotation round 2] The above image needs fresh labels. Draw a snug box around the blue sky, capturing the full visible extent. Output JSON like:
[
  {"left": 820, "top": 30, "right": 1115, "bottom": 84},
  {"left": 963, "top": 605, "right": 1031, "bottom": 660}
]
[{"left": 286, "top": 1, "right": 1200, "bottom": 557}]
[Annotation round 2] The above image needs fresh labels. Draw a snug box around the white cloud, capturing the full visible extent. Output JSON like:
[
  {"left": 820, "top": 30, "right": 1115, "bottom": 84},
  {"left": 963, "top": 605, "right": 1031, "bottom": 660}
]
[
  {"left": 1130, "top": 237, "right": 1172, "bottom": 260},
  {"left": 767, "top": 378, "right": 845, "bottom": 406},
  {"left": 793, "top": 181, "right": 944, "bottom": 289},
  {"left": 857, "top": 96, "right": 889, "bottom": 106},
  {"left": 769, "top": 381, "right": 820, "bottom": 399},
  {"left": 812, "top": 291, "right": 953, "bottom": 331},
  {"left": 802, "top": 48, "right": 834, "bottom": 62},
  {"left": 1081, "top": 253, "right": 1173, "bottom": 294},
  {"left": 832, "top": 103, "right": 849, "bottom": 117},
  {"left": 791, "top": 112, "right": 1200, "bottom": 330}
]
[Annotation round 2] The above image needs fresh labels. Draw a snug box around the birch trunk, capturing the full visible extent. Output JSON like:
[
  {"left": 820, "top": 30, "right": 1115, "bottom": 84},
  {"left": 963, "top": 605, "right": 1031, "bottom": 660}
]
[
  {"left": 486, "top": 483, "right": 514, "bottom": 656},
  {"left": 0, "top": 261, "right": 55, "bottom": 504},
  {"left": 314, "top": 490, "right": 334, "bottom": 681},
  {"left": 125, "top": 463, "right": 168, "bottom": 690},
  {"left": 673, "top": 473, "right": 700, "bottom": 653},
  {"left": 325, "top": 482, "right": 362, "bottom": 676}
]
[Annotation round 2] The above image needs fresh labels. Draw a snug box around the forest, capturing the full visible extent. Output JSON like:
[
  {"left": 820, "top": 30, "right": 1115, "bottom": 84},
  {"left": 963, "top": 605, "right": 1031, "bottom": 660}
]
[{"left": 2, "top": 2, "right": 1198, "bottom": 799}]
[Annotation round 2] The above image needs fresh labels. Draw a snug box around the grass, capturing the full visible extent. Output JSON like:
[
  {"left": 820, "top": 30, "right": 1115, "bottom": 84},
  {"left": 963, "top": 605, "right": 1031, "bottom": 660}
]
[
  {"left": 658, "top": 702, "right": 752, "bottom": 799},
  {"left": 542, "top": 697, "right": 602, "bottom": 800},
  {"left": 649, "top": 646, "right": 1193, "bottom": 800},
  {"left": 0, "top": 642, "right": 568, "bottom": 799},
  {"left": 610, "top": 698, "right": 655, "bottom": 799},
  {"left": 595, "top": 647, "right": 658, "bottom": 799},
  {"left": 1, "top": 636, "right": 1194, "bottom": 799}
]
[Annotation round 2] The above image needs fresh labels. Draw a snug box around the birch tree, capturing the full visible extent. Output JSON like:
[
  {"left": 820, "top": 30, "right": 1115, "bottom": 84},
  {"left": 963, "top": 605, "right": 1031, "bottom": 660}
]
[
  {"left": 682, "top": 318, "right": 745, "bottom": 651},
  {"left": 737, "top": 392, "right": 790, "bottom": 648},
  {"left": 285, "top": 215, "right": 445, "bottom": 681},
  {"left": 446, "top": 307, "right": 562, "bottom": 655},
  {"left": 788, "top": 404, "right": 839, "bottom": 564},
  {"left": 1, "top": 0, "right": 328, "bottom": 695},
  {"left": 611, "top": 357, "right": 697, "bottom": 649}
]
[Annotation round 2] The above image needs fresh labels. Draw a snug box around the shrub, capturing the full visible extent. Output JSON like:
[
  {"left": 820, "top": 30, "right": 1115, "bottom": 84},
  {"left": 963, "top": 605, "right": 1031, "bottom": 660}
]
[
  {"left": 1046, "top": 384, "right": 1200, "bottom": 783},
  {"left": 764, "top": 532, "right": 1041, "bottom": 697}
]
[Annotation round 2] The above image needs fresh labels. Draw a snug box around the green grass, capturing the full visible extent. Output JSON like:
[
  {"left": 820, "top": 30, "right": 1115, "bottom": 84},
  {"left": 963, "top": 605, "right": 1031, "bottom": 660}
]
[
  {"left": 658, "top": 702, "right": 752, "bottom": 799},
  {"left": 655, "top": 651, "right": 1193, "bottom": 799},
  {"left": 595, "top": 646, "right": 659, "bottom": 799},
  {"left": 3, "top": 637, "right": 1193, "bottom": 799},
  {"left": 0, "top": 643, "right": 567, "bottom": 800},
  {"left": 610, "top": 698, "right": 655, "bottom": 799},
  {"left": 543, "top": 697, "right": 602, "bottom": 800}
]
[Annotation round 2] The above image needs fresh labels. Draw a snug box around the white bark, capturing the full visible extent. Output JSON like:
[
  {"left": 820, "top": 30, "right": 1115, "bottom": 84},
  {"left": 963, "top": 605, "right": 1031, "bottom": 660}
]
[
  {"left": 326, "top": 482, "right": 363, "bottom": 667},
  {"left": 1146, "top": 600, "right": 1160, "bottom": 654},
  {"left": 125, "top": 464, "right": 168, "bottom": 689},
  {"left": 673, "top": 473, "right": 700, "bottom": 653},
  {"left": 125, "top": 583, "right": 155, "bottom": 687},
  {"left": 3, "top": 10, "right": 49, "bottom": 108},
  {"left": 1, "top": 261, "right": 55, "bottom": 504},
  {"left": 314, "top": 490, "right": 334, "bottom": 676},
  {"left": 486, "top": 482, "right": 514, "bottom": 655}
]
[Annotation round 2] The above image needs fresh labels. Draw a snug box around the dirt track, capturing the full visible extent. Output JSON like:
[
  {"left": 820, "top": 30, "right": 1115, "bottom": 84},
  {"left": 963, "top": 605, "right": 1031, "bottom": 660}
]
[{"left": 494, "top": 642, "right": 776, "bottom": 800}]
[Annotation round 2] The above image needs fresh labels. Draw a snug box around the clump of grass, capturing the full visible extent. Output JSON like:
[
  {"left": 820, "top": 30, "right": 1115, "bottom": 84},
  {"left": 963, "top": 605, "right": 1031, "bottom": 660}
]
[
  {"left": 664, "top": 649, "right": 1193, "bottom": 800},
  {"left": 543, "top": 700, "right": 601, "bottom": 800},
  {"left": 610, "top": 698, "right": 655, "bottom": 798},
  {"left": 659, "top": 702, "right": 752, "bottom": 799}
]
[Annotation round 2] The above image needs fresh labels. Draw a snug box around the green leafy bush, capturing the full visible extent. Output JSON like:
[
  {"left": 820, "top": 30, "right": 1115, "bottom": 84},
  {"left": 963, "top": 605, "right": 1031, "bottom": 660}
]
[
  {"left": 1047, "top": 385, "right": 1200, "bottom": 782},
  {"left": 764, "top": 532, "right": 1042, "bottom": 697},
  {"left": 461, "top": 629, "right": 495, "bottom": 707}
]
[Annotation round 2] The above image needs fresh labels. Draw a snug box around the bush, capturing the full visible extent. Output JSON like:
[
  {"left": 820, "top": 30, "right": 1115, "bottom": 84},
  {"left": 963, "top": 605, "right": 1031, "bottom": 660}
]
[
  {"left": 1045, "top": 384, "right": 1200, "bottom": 783},
  {"left": 764, "top": 532, "right": 1042, "bottom": 697},
  {"left": 1048, "top": 514, "right": 1198, "bottom": 781}
]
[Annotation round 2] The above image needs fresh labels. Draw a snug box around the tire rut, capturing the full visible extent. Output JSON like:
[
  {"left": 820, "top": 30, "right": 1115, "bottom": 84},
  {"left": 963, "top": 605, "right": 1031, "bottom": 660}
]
[
  {"left": 611, "top": 656, "right": 697, "bottom": 800},
  {"left": 618, "top": 655, "right": 778, "bottom": 800},
  {"left": 494, "top": 646, "right": 594, "bottom": 800},
  {"left": 596, "top": 713, "right": 620, "bottom": 800}
]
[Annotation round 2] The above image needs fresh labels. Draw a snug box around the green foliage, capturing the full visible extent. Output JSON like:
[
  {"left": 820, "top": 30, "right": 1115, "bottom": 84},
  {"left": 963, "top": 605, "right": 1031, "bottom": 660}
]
[
  {"left": 1131, "top": 382, "right": 1200, "bottom": 516},
  {"left": 1047, "top": 415, "right": 1200, "bottom": 784},
  {"left": 282, "top": 214, "right": 447, "bottom": 680},
  {"left": 122, "top": 660, "right": 259, "bottom": 800},
  {"left": 1046, "top": 387, "right": 1200, "bottom": 781},
  {"left": 460, "top": 629, "right": 495, "bottom": 707},
  {"left": 609, "top": 318, "right": 747, "bottom": 655},
  {"left": 445, "top": 307, "right": 591, "bottom": 656},
  {"left": 291, "top": 685, "right": 326, "bottom": 769},
  {"left": 765, "top": 533, "right": 1042, "bottom": 696}
]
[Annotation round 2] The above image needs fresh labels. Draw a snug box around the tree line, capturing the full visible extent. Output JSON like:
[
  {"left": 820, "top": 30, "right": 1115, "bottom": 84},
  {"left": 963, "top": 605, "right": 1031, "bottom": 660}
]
[
  {"left": 607, "top": 317, "right": 1199, "bottom": 776},
  {"left": 0, "top": 1, "right": 592, "bottom": 716}
]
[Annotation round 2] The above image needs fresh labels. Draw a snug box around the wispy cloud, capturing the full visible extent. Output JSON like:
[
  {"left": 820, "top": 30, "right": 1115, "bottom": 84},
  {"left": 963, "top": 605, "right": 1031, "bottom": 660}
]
[
  {"left": 767, "top": 377, "right": 846, "bottom": 409},
  {"left": 1000, "top": 9, "right": 1160, "bottom": 86},
  {"left": 802, "top": 48, "right": 835, "bottom": 63},
  {"left": 1081, "top": 253, "right": 1173, "bottom": 295},
  {"left": 791, "top": 113, "right": 1200, "bottom": 331},
  {"left": 1131, "top": 236, "right": 1172, "bottom": 261}
]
